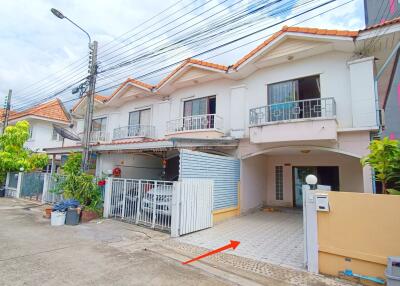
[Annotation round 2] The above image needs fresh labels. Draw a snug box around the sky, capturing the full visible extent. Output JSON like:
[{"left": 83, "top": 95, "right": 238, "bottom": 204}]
[{"left": 0, "top": 0, "right": 365, "bottom": 110}]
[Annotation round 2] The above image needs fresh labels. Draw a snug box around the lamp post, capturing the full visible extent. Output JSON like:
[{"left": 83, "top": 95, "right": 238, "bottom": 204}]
[
  {"left": 305, "top": 174, "right": 318, "bottom": 190},
  {"left": 51, "top": 8, "right": 98, "bottom": 171}
]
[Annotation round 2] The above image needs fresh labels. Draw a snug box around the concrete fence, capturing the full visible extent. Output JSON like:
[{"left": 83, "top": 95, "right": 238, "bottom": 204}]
[{"left": 304, "top": 190, "right": 400, "bottom": 282}]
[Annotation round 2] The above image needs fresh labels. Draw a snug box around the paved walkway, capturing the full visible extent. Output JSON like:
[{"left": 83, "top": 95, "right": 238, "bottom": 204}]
[{"left": 177, "top": 210, "right": 304, "bottom": 268}]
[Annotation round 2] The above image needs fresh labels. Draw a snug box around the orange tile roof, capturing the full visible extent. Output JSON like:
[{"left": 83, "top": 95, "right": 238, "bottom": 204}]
[
  {"left": 71, "top": 93, "right": 109, "bottom": 112},
  {"left": 10, "top": 99, "right": 70, "bottom": 123},
  {"left": 362, "top": 16, "right": 400, "bottom": 31},
  {"left": 156, "top": 58, "right": 228, "bottom": 89},
  {"left": 232, "top": 26, "right": 358, "bottom": 69},
  {"left": 105, "top": 78, "right": 154, "bottom": 104}
]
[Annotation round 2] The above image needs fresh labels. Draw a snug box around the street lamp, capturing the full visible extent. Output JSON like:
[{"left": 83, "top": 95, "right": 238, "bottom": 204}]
[
  {"left": 51, "top": 8, "right": 98, "bottom": 172},
  {"left": 305, "top": 174, "right": 318, "bottom": 190}
]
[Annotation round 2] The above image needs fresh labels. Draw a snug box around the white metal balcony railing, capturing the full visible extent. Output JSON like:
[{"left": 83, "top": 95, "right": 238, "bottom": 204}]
[
  {"left": 79, "top": 131, "right": 109, "bottom": 142},
  {"left": 166, "top": 114, "right": 223, "bottom": 134},
  {"left": 113, "top": 125, "right": 155, "bottom": 140},
  {"left": 249, "top": 97, "right": 336, "bottom": 126}
]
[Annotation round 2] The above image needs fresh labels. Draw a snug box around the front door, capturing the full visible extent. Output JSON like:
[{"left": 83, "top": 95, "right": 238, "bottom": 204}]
[{"left": 293, "top": 167, "right": 317, "bottom": 208}]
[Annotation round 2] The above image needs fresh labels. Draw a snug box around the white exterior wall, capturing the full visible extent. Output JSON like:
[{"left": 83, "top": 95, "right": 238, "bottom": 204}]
[
  {"left": 348, "top": 57, "right": 378, "bottom": 128},
  {"left": 97, "top": 153, "right": 163, "bottom": 179},
  {"left": 24, "top": 119, "right": 65, "bottom": 151}
]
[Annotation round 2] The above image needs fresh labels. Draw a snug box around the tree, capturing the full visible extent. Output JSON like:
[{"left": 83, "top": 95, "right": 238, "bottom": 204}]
[
  {"left": 0, "top": 121, "right": 48, "bottom": 184},
  {"left": 361, "top": 137, "right": 400, "bottom": 194}
]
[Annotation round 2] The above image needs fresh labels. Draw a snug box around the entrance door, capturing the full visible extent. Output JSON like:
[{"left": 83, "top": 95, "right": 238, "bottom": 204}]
[
  {"left": 293, "top": 167, "right": 317, "bottom": 208},
  {"left": 293, "top": 166, "right": 340, "bottom": 207}
]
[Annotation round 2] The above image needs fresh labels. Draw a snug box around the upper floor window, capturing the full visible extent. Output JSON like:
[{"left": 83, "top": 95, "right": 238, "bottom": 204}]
[
  {"left": 52, "top": 128, "right": 63, "bottom": 141},
  {"left": 267, "top": 75, "right": 321, "bottom": 121},
  {"left": 92, "top": 117, "right": 107, "bottom": 132},
  {"left": 28, "top": 127, "right": 33, "bottom": 140},
  {"left": 183, "top": 96, "right": 216, "bottom": 117},
  {"left": 129, "top": 108, "right": 151, "bottom": 126}
]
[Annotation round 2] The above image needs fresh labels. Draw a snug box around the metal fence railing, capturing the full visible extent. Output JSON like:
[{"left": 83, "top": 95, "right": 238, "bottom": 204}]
[
  {"left": 166, "top": 114, "right": 223, "bottom": 134},
  {"left": 249, "top": 97, "right": 336, "bottom": 126},
  {"left": 20, "top": 172, "right": 45, "bottom": 201},
  {"left": 43, "top": 174, "right": 65, "bottom": 204},
  {"left": 5, "top": 172, "right": 19, "bottom": 197},
  {"left": 113, "top": 125, "right": 155, "bottom": 140},
  {"left": 108, "top": 179, "right": 173, "bottom": 231}
]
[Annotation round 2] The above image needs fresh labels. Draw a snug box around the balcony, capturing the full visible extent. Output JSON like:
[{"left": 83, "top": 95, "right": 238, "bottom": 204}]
[
  {"left": 113, "top": 125, "right": 155, "bottom": 141},
  {"left": 166, "top": 114, "right": 224, "bottom": 139},
  {"left": 249, "top": 97, "right": 337, "bottom": 144},
  {"left": 79, "top": 131, "right": 109, "bottom": 143}
]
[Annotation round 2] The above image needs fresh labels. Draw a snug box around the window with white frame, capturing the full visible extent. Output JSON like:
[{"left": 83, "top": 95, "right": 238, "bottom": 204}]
[
  {"left": 91, "top": 117, "right": 107, "bottom": 132},
  {"left": 52, "top": 128, "right": 63, "bottom": 141},
  {"left": 275, "top": 166, "right": 283, "bottom": 200},
  {"left": 28, "top": 127, "right": 33, "bottom": 140},
  {"left": 128, "top": 108, "right": 151, "bottom": 136}
]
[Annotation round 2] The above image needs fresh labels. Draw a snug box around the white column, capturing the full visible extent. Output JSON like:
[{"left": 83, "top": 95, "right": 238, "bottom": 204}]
[
  {"left": 304, "top": 189, "right": 319, "bottom": 273},
  {"left": 42, "top": 173, "right": 49, "bottom": 203},
  {"left": 16, "top": 172, "right": 23, "bottom": 198},
  {"left": 170, "top": 181, "right": 181, "bottom": 238},
  {"left": 51, "top": 154, "right": 56, "bottom": 174},
  {"left": 103, "top": 177, "right": 112, "bottom": 218},
  {"left": 363, "top": 165, "right": 374, "bottom": 193}
]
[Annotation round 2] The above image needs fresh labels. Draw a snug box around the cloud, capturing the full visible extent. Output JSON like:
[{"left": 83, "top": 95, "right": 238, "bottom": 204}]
[{"left": 0, "top": 0, "right": 365, "bottom": 110}]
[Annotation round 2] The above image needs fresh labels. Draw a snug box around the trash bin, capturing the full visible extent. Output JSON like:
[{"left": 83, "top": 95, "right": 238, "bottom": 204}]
[
  {"left": 0, "top": 187, "right": 5, "bottom": 197},
  {"left": 386, "top": 257, "right": 400, "bottom": 286},
  {"left": 65, "top": 208, "right": 80, "bottom": 225},
  {"left": 51, "top": 211, "right": 66, "bottom": 226}
]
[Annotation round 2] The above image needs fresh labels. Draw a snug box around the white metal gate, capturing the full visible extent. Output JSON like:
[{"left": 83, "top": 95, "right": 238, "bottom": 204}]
[
  {"left": 106, "top": 178, "right": 173, "bottom": 231},
  {"left": 103, "top": 178, "right": 214, "bottom": 236},
  {"left": 171, "top": 179, "right": 213, "bottom": 237}
]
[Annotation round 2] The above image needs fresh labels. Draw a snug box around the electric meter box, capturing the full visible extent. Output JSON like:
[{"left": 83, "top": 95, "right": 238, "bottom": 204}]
[{"left": 315, "top": 193, "right": 329, "bottom": 212}]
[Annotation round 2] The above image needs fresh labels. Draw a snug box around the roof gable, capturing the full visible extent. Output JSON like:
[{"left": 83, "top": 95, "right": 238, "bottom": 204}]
[{"left": 10, "top": 99, "right": 70, "bottom": 123}]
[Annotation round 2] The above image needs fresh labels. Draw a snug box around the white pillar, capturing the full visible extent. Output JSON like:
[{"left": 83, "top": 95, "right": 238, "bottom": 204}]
[
  {"left": 304, "top": 189, "right": 319, "bottom": 273},
  {"left": 42, "top": 173, "right": 49, "bottom": 203},
  {"left": 103, "top": 177, "right": 112, "bottom": 218},
  {"left": 170, "top": 181, "right": 181, "bottom": 238},
  {"left": 16, "top": 172, "right": 23, "bottom": 198},
  {"left": 51, "top": 154, "right": 56, "bottom": 174},
  {"left": 363, "top": 165, "right": 374, "bottom": 193}
]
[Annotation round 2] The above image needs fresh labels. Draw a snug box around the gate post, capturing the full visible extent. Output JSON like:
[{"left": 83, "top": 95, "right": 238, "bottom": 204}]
[
  {"left": 151, "top": 181, "right": 158, "bottom": 228},
  {"left": 121, "top": 179, "right": 127, "bottom": 219},
  {"left": 16, "top": 172, "right": 23, "bottom": 198},
  {"left": 171, "top": 182, "right": 181, "bottom": 237},
  {"left": 304, "top": 189, "right": 319, "bottom": 273},
  {"left": 135, "top": 180, "right": 142, "bottom": 224},
  {"left": 103, "top": 177, "right": 112, "bottom": 218},
  {"left": 42, "top": 173, "right": 49, "bottom": 203}
]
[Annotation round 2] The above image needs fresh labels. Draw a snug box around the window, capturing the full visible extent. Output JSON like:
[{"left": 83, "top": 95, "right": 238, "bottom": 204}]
[
  {"left": 275, "top": 166, "right": 283, "bottom": 200},
  {"left": 267, "top": 75, "right": 321, "bottom": 121},
  {"left": 52, "top": 128, "right": 63, "bottom": 141},
  {"left": 128, "top": 108, "right": 151, "bottom": 136},
  {"left": 28, "top": 127, "right": 33, "bottom": 140},
  {"left": 91, "top": 117, "right": 107, "bottom": 132},
  {"left": 183, "top": 96, "right": 216, "bottom": 117}
]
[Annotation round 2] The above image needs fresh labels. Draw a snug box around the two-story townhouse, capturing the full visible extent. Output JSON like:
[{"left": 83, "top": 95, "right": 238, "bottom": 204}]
[
  {"left": 1, "top": 99, "right": 71, "bottom": 170},
  {"left": 45, "top": 19, "right": 400, "bottom": 220}
]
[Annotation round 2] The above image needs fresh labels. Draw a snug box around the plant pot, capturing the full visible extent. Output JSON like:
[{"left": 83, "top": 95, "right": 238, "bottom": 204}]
[
  {"left": 65, "top": 208, "right": 80, "bottom": 225},
  {"left": 44, "top": 207, "right": 52, "bottom": 219},
  {"left": 51, "top": 211, "right": 66, "bottom": 226},
  {"left": 81, "top": 210, "right": 98, "bottom": 223}
]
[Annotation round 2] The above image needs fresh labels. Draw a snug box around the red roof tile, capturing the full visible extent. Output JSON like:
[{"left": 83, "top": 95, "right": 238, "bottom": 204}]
[
  {"left": 232, "top": 26, "right": 358, "bottom": 69},
  {"left": 9, "top": 99, "right": 69, "bottom": 123},
  {"left": 362, "top": 17, "right": 400, "bottom": 31}
]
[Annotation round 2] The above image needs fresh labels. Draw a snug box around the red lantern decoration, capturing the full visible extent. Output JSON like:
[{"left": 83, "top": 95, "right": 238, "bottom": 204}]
[
  {"left": 97, "top": 180, "right": 106, "bottom": 186},
  {"left": 112, "top": 167, "right": 121, "bottom": 177}
]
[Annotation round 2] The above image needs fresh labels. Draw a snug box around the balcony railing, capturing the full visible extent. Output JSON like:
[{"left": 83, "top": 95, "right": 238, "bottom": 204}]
[
  {"left": 249, "top": 97, "right": 336, "bottom": 126},
  {"left": 79, "top": 131, "right": 109, "bottom": 142},
  {"left": 166, "top": 114, "right": 223, "bottom": 134},
  {"left": 113, "top": 125, "right": 155, "bottom": 140}
]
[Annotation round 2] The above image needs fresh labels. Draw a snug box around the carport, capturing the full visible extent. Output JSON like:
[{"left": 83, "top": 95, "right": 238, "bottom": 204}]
[{"left": 177, "top": 209, "right": 304, "bottom": 269}]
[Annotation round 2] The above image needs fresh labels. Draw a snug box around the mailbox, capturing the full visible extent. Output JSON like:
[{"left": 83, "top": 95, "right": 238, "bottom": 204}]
[{"left": 315, "top": 193, "right": 329, "bottom": 212}]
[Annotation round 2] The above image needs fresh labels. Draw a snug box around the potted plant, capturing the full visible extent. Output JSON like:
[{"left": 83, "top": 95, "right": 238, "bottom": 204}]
[{"left": 50, "top": 153, "right": 103, "bottom": 223}]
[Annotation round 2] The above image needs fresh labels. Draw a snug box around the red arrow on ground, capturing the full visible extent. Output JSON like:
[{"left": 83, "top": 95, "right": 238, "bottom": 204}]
[{"left": 182, "top": 240, "right": 240, "bottom": 265}]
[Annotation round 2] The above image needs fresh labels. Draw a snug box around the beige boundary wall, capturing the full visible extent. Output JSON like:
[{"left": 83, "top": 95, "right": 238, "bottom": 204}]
[{"left": 317, "top": 192, "right": 400, "bottom": 281}]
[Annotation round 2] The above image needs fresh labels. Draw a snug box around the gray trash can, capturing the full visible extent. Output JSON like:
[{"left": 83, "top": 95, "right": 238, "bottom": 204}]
[
  {"left": 386, "top": 257, "right": 400, "bottom": 286},
  {"left": 65, "top": 208, "right": 80, "bottom": 225}
]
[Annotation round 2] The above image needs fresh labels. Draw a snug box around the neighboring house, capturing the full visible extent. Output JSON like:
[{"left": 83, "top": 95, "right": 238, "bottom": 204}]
[
  {"left": 1, "top": 99, "right": 71, "bottom": 152},
  {"left": 45, "top": 20, "right": 400, "bottom": 217}
]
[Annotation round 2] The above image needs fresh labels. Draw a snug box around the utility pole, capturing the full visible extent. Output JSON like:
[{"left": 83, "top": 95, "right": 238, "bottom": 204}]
[
  {"left": 1, "top": 89, "right": 12, "bottom": 134},
  {"left": 81, "top": 41, "right": 98, "bottom": 171},
  {"left": 50, "top": 8, "right": 97, "bottom": 172}
]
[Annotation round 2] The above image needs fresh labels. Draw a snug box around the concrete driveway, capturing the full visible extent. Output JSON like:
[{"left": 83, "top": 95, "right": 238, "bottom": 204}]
[
  {"left": 178, "top": 210, "right": 304, "bottom": 268},
  {"left": 0, "top": 198, "right": 235, "bottom": 286}
]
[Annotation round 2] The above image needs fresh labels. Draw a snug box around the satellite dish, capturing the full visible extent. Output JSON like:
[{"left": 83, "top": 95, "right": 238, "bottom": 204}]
[{"left": 53, "top": 124, "right": 81, "bottom": 141}]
